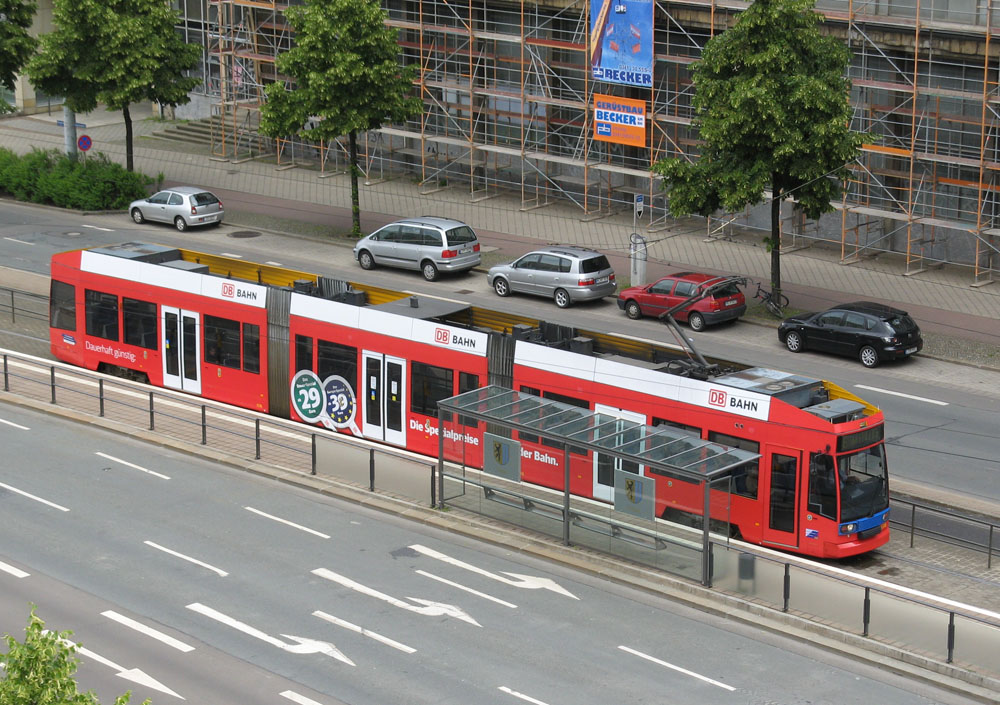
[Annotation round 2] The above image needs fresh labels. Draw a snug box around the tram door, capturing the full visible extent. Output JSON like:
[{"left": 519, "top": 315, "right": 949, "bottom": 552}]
[
  {"left": 161, "top": 307, "right": 201, "bottom": 395},
  {"left": 762, "top": 448, "right": 800, "bottom": 548},
  {"left": 361, "top": 351, "right": 406, "bottom": 447},
  {"left": 593, "top": 405, "right": 644, "bottom": 501}
]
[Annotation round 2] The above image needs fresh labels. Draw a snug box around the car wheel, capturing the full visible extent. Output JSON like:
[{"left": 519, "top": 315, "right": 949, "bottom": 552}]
[
  {"left": 422, "top": 261, "right": 439, "bottom": 282},
  {"left": 785, "top": 330, "right": 804, "bottom": 353},
  {"left": 493, "top": 277, "right": 510, "bottom": 297},
  {"left": 688, "top": 312, "right": 706, "bottom": 332},
  {"left": 554, "top": 289, "right": 571, "bottom": 308},
  {"left": 174, "top": 216, "right": 187, "bottom": 232},
  {"left": 859, "top": 345, "right": 880, "bottom": 368},
  {"left": 131, "top": 208, "right": 145, "bottom": 224},
  {"left": 358, "top": 250, "right": 375, "bottom": 270},
  {"left": 625, "top": 300, "right": 642, "bottom": 320}
]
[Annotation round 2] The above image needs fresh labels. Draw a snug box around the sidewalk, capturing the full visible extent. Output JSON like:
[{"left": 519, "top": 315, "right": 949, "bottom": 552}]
[{"left": 1, "top": 105, "right": 998, "bottom": 362}]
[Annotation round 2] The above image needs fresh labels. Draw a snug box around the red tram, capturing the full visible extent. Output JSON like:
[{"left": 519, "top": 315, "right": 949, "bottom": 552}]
[{"left": 49, "top": 243, "right": 891, "bottom": 558}]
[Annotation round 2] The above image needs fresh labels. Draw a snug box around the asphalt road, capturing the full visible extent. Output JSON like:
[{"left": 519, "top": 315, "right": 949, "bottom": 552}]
[
  {"left": 1, "top": 200, "right": 998, "bottom": 511},
  {"left": 0, "top": 405, "right": 982, "bottom": 705}
]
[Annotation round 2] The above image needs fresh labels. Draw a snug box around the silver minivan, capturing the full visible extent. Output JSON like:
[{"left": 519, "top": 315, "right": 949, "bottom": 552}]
[
  {"left": 353, "top": 216, "right": 481, "bottom": 281},
  {"left": 488, "top": 246, "right": 617, "bottom": 308}
]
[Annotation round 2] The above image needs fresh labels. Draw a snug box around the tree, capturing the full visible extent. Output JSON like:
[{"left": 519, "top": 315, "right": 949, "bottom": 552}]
[
  {"left": 26, "top": 0, "right": 201, "bottom": 171},
  {"left": 0, "top": 0, "right": 37, "bottom": 114},
  {"left": 260, "top": 0, "right": 422, "bottom": 237},
  {"left": 0, "top": 604, "right": 148, "bottom": 705},
  {"left": 651, "top": 0, "right": 867, "bottom": 303}
]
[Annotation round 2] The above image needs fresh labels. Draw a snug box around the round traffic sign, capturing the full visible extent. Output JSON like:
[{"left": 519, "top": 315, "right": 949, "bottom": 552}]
[
  {"left": 290, "top": 370, "right": 325, "bottom": 422},
  {"left": 77, "top": 134, "right": 92, "bottom": 152}
]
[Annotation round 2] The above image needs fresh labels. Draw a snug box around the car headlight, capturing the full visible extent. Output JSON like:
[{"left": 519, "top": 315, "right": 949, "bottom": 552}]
[{"left": 839, "top": 522, "right": 858, "bottom": 535}]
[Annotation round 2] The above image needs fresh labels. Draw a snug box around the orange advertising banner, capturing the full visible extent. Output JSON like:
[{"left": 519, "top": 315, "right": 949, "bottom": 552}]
[{"left": 593, "top": 94, "right": 646, "bottom": 148}]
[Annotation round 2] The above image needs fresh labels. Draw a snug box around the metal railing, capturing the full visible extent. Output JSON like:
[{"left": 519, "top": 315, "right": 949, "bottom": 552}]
[
  {"left": 0, "top": 287, "right": 48, "bottom": 325},
  {"left": 890, "top": 496, "right": 1000, "bottom": 568}
]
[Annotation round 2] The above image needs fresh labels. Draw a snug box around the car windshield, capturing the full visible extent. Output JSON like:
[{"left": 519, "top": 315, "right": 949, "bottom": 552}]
[
  {"left": 445, "top": 226, "right": 477, "bottom": 245},
  {"left": 838, "top": 444, "right": 889, "bottom": 522},
  {"left": 192, "top": 192, "right": 219, "bottom": 206},
  {"left": 579, "top": 255, "right": 611, "bottom": 274}
]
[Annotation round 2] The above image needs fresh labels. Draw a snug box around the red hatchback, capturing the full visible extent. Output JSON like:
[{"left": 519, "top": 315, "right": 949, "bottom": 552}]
[{"left": 617, "top": 272, "right": 746, "bottom": 331}]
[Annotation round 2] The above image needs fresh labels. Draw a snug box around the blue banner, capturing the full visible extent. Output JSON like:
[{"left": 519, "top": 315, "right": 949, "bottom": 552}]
[{"left": 590, "top": 0, "right": 654, "bottom": 88}]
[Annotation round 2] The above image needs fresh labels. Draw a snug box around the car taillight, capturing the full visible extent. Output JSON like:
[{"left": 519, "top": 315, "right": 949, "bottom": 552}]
[
  {"left": 473, "top": 243, "right": 481, "bottom": 252},
  {"left": 217, "top": 200, "right": 223, "bottom": 209},
  {"left": 579, "top": 278, "right": 595, "bottom": 286},
  {"left": 442, "top": 249, "right": 458, "bottom": 258},
  {"left": 609, "top": 273, "right": 615, "bottom": 282},
  {"left": 191, "top": 206, "right": 197, "bottom": 214}
]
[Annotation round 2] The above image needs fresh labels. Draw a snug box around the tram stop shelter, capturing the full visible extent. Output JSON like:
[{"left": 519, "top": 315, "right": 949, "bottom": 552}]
[{"left": 436, "top": 385, "right": 760, "bottom": 585}]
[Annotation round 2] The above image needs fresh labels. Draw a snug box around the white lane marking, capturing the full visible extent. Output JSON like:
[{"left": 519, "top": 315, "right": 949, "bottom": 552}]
[
  {"left": 3, "top": 237, "right": 33, "bottom": 245},
  {"left": 854, "top": 384, "right": 948, "bottom": 406},
  {"left": 416, "top": 569, "right": 517, "bottom": 608},
  {"left": 0, "top": 561, "right": 29, "bottom": 578},
  {"left": 410, "top": 544, "right": 578, "bottom": 599},
  {"left": 81, "top": 224, "right": 114, "bottom": 232},
  {"left": 220, "top": 252, "right": 242, "bottom": 258},
  {"left": 47, "top": 633, "right": 184, "bottom": 699},
  {"left": 0, "top": 417, "right": 30, "bottom": 430},
  {"left": 101, "top": 610, "right": 195, "bottom": 652},
  {"left": 312, "top": 568, "right": 481, "bottom": 627},
  {"left": 280, "top": 692, "right": 324, "bottom": 705},
  {"left": 0, "top": 481, "right": 70, "bottom": 511},
  {"left": 313, "top": 610, "right": 416, "bottom": 653},
  {"left": 498, "top": 686, "right": 550, "bottom": 704},
  {"left": 266, "top": 261, "right": 283, "bottom": 267},
  {"left": 144, "top": 541, "right": 228, "bottom": 576},
  {"left": 187, "top": 603, "right": 354, "bottom": 665},
  {"left": 618, "top": 645, "right": 736, "bottom": 691},
  {"left": 245, "top": 506, "right": 330, "bottom": 538},
  {"left": 96, "top": 452, "right": 170, "bottom": 479}
]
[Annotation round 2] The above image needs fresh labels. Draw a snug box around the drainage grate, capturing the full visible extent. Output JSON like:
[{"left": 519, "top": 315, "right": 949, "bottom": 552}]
[{"left": 228, "top": 231, "right": 261, "bottom": 239}]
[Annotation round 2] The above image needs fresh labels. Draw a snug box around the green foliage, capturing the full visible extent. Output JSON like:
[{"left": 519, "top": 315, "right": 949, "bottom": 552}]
[
  {"left": 0, "top": 0, "right": 37, "bottom": 113},
  {"left": 0, "top": 148, "right": 151, "bottom": 210},
  {"left": 0, "top": 604, "right": 148, "bottom": 704}
]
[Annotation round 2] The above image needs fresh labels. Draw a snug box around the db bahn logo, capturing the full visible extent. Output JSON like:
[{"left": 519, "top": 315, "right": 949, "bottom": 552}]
[
  {"left": 221, "top": 282, "right": 235, "bottom": 298},
  {"left": 709, "top": 389, "right": 727, "bottom": 407},
  {"left": 435, "top": 327, "right": 450, "bottom": 344}
]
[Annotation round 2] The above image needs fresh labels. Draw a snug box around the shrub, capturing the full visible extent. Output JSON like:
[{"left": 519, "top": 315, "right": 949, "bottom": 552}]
[{"left": 0, "top": 149, "right": 152, "bottom": 210}]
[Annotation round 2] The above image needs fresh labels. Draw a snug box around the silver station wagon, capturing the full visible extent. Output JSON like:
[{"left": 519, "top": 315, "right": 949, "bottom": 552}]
[
  {"left": 129, "top": 186, "right": 224, "bottom": 231},
  {"left": 353, "top": 216, "right": 481, "bottom": 282},
  {"left": 488, "top": 246, "right": 617, "bottom": 308}
]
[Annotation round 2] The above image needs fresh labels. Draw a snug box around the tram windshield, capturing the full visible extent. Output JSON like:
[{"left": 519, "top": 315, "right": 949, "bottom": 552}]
[{"left": 837, "top": 443, "right": 889, "bottom": 522}]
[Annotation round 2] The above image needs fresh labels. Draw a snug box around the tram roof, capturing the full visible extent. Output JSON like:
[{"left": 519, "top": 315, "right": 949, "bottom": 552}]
[{"left": 440, "top": 385, "right": 760, "bottom": 481}]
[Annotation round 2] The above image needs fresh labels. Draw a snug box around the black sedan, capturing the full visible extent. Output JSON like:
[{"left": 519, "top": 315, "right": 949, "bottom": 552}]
[{"left": 777, "top": 302, "right": 923, "bottom": 368}]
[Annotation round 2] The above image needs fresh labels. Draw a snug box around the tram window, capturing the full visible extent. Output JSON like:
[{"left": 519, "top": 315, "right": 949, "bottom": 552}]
[
  {"left": 295, "top": 335, "right": 313, "bottom": 373},
  {"left": 242, "top": 323, "right": 260, "bottom": 374},
  {"left": 123, "top": 298, "right": 157, "bottom": 350},
  {"left": 518, "top": 385, "right": 541, "bottom": 443},
  {"left": 318, "top": 340, "right": 357, "bottom": 391},
  {"left": 204, "top": 315, "right": 241, "bottom": 369},
  {"left": 542, "top": 391, "right": 587, "bottom": 456},
  {"left": 84, "top": 289, "right": 119, "bottom": 341},
  {"left": 49, "top": 280, "right": 76, "bottom": 331},
  {"left": 652, "top": 417, "right": 700, "bottom": 437},
  {"left": 807, "top": 453, "right": 837, "bottom": 519},
  {"left": 708, "top": 431, "right": 759, "bottom": 499},
  {"left": 458, "top": 372, "right": 479, "bottom": 427},
  {"left": 411, "top": 362, "right": 453, "bottom": 416}
]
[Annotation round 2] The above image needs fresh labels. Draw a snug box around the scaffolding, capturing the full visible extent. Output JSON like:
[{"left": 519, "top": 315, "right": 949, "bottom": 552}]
[{"left": 197, "top": 0, "right": 1000, "bottom": 283}]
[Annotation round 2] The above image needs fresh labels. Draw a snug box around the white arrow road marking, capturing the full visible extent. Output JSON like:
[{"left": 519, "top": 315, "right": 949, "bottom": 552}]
[
  {"left": 280, "top": 691, "right": 324, "bottom": 705},
  {"left": 46, "top": 634, "right": 183, "bottom": 699},
  {"left": 0, "top": 481, "right": 70, "bottom": 512},
  {"left": 313, "top": 610, "right": 416, "bottom": 653},
  {"left": 416, "top": 569, "right": 517, "bottom": 608},
  {"left": 618, "top": 645, "right": 736, "bottom": 691},
  {"left": 498, "top": 686, "right": 551, "bottom": 704},
  {"left": 101, "top": 611, "right": 194, "bottom": 652},
  {"left": 410, "top": 544, "right": 578, "bottom": 599},
  {"left": 96, "top": 452, "right": 170, "bottom": 479},
  {"left": 186, "top": 603, "right": 354, "bottom": 665},
  {"left": 144, "top": 541, "right": 227, "bottom": 576},
  {"left": 245, "top": 506, "right": 330, "bottom": 538},
  {"left": 312, "top": 568, "right": 481, "bottom": 627},
  {"left": 0, "top": 560, "right": 29, "bottom": 578}
]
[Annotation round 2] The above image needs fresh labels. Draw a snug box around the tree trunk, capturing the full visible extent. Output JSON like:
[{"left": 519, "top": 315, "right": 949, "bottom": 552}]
[
  {"left": 770, "top": 184, "right": 782, "bottom": 302},
  {"left": 123, "top": 104, "right": 134, "bottom": 172},
  {"left": 348, "top": 130, "right": 361, "bottom": 237}
]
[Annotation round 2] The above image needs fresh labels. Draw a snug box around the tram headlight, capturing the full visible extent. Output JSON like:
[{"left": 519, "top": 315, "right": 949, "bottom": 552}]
[{"left": 839, "top": 522, "right": 858, "bottom": 535}]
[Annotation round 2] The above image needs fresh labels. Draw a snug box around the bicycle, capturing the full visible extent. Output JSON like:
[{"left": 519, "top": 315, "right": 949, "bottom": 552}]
[{"left": 754, "top": 282, "right": 790, "bottom": 318}]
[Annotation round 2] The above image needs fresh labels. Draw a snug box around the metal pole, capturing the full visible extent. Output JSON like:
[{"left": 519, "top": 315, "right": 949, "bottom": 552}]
[
  {"left": 148, "top": 392, "right": 154, "bottom": 431},
  {"left": 563, "top": 445, "right": 571, "bottom": 546},
  {"left": 255, "top": 418, "right": 261, "bottom": 459},
  {"left": 311, "top": 433, "right": 316, "bottom": 475},
  {"left": 862, "top": 587, "right": 871, "bottom": 636},
  {"left": 947, "top": 612, "right": 955, "bottom": 663},
  {"left": 701, "top": 479, "right": 712, "bottom": 587},
  {"left": 201, "top": 406, "right": 207, "bottom": 444},
  {"left": 910, "top": 504, "right": 916, "bottom": 548},
  {"left": 50, "top": 368, "right": 56, "bottom": 403},
  {"left": 4, "top": 354, "right": 9, "bottom": 391},
  {"left": 782, "top": 564, "right": 791, "bottom": 612},
  {"left": 99, "top": 379, "right": 104, "bottom": 417},
  {"left": 369, "top": 448, "right": 375, "bottom": 491},
  {"left": 437, "top": 408, "right": 445, "bottom": 509}
]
